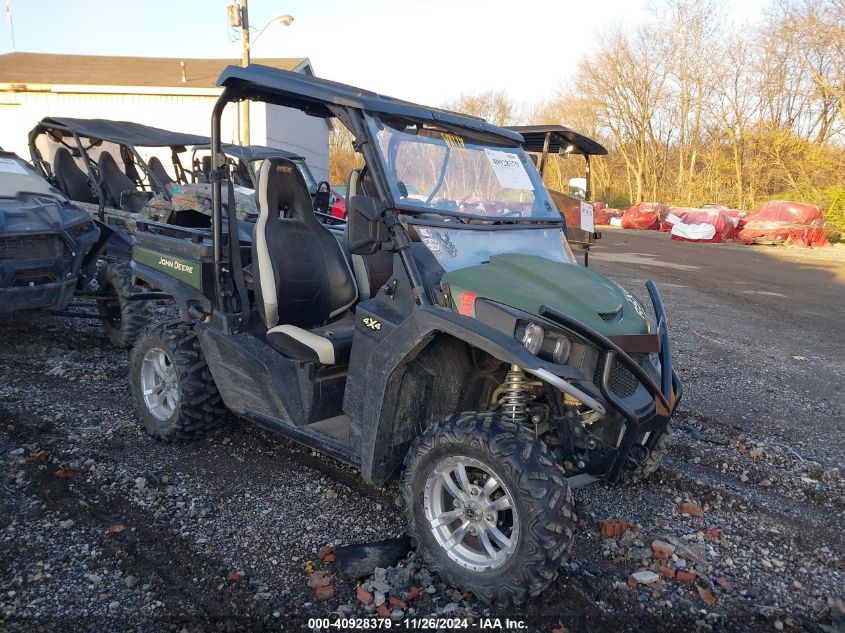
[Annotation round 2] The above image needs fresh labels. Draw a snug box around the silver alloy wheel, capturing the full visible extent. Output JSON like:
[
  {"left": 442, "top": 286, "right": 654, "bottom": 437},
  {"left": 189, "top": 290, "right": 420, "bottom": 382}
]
[
  {"left": 140, "top": 347, "right": 179, "bottom": 421},
  {"left": 423, "top": 456, "right": 519, "bottom": 572}
]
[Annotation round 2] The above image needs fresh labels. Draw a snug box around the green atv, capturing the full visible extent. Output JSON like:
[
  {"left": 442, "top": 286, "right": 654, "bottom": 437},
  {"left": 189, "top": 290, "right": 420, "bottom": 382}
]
[{"left": 126, "top": 64, "right": 682, "bottom": 603}]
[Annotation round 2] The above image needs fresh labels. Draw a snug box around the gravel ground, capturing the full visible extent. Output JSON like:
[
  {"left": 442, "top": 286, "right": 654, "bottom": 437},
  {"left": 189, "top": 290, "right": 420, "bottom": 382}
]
[{"left": 1, "top": 234, "right": 843, "bottom": 632}]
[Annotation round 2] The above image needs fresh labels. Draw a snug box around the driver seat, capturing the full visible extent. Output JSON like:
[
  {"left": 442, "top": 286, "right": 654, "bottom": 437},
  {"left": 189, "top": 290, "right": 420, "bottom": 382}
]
[
  {"left": 253, "top": 158, "right": 358, "bottom": 365},
  {"left": 53, "top": 148, "right": 96, "bottom": 203}
]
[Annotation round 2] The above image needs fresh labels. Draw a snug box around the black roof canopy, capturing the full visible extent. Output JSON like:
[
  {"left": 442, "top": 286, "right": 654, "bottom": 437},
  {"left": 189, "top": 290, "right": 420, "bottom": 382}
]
[
  {"left": 216, "top": 64, "right": 524, "bottom": 144},
  {"left": 33, "top": 117, "right": 211, "bottom": 148},
  {"left": 194, "top": 143, "right": 304, "bottom": 162},
  {"left": 507, "top": 125, "right": 607, "bottom": 156}
]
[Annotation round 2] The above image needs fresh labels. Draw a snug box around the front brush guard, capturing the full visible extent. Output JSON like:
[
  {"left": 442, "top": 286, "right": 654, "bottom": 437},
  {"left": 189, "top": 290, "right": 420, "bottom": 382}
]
[{"left": 539, "top": 280, "right": 682, "bottom": 482}]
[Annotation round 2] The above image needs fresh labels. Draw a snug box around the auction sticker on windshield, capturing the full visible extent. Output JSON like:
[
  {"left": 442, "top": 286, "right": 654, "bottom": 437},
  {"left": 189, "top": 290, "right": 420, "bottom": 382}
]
[
  {"left": 483, "top": 149, "right": 533, "bottom": 190},
  {"left": 0, "top": 158, "right": 29, "bottom": 175}
]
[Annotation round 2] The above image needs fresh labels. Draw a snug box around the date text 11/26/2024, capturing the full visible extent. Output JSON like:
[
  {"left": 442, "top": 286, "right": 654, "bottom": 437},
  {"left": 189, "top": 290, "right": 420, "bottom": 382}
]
[{"left": 306, "top": 617, "right": 528, "bottom": 630}]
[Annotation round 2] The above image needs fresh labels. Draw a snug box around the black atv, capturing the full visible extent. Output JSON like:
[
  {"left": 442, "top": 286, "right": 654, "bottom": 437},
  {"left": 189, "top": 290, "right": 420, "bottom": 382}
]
[
  {"left": 0, "top": 150, "right": 147, "bottom": 346},
  {"left": 126, "top": 64, "right": 682, "bottom": 603}
]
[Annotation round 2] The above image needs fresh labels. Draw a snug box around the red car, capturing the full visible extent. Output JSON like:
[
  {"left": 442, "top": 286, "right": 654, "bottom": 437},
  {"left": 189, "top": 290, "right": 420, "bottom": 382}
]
[{"left": 329, "top": 186, "right": 346, "bottom": 218}]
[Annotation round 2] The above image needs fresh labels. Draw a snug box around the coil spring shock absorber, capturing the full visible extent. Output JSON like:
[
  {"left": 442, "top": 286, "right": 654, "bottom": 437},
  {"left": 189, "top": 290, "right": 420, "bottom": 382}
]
[{"left": 500, "top": 364, "right": 530, "bottom": 424}]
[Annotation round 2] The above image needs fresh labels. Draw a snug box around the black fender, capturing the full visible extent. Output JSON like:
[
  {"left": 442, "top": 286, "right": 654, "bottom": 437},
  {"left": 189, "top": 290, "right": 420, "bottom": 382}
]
[
  {"left": 81, "top": 219, "right": 133, "bottom": 272},
  {"left": 346, "top": 303, "right": 586, "bottom": 486}
]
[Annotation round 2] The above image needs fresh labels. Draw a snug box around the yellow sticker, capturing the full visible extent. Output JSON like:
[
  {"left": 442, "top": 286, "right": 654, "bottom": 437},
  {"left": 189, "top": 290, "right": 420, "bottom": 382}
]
[
  {"left": 362, "top": 317, "right": 382, "bottom": 331},
  {"left": 442, "top": 133, "right": 465, "bottom": 150}
]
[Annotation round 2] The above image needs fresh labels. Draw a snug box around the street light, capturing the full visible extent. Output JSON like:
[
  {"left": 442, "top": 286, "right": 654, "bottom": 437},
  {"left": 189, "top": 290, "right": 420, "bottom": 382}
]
[
  {"left": 251, "top": 14, "right": 294, "bottom": 49},
  {"left": 235, "top": 1, "right": 295, "bottom": 145}
]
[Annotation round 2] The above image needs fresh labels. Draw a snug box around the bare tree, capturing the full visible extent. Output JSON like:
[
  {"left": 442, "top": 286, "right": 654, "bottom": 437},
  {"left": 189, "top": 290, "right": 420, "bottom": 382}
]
[
  {"left": 575, "top": 24, "right": 670, "bottom": 202},
  {"left": 441, "top": 90, "right": 520, "bottom": 127},
  {"left": 328, "top": 125, "right": 362, "bottom": 185},
  {"left": 710, "top": 37, "right": 760, "bottom": 207}
]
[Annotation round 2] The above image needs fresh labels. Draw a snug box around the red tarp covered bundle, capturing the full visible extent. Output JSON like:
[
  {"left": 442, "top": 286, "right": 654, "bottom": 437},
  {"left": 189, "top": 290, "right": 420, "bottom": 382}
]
[
  {"left": 621, "top": 202, "right": 668, "bottom": 230},
  {"left": 738, "top": 200, "right": 830, "bottom": 248},
  {"left": 663, "top": 207, "right": 737, "bottom": 243},
  {"left": 595, "top": 206, "right": 624, "bottom": 225},
  {"left": 724, "top": 208, "right": 750, "bottom": 229}
]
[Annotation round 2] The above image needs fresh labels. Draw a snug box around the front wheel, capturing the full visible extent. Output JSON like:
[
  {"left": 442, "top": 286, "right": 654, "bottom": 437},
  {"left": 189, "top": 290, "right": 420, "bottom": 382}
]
[
  {"left": 401, "top": 413, "right": 575, "bottom": 604},
  {"left": 129, "top": 322, "right": 225, "bottom": 441}
]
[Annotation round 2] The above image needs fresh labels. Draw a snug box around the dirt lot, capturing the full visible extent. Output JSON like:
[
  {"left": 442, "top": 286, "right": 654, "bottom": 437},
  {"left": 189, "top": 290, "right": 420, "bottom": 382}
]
[{"left": 1, "top": 230, "right": 843, "bottom": 632}]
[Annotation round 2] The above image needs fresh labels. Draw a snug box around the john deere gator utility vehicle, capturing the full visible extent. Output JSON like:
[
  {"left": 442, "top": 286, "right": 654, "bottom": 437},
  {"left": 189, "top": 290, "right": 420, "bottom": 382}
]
[{"left": 127, "top": 64, "right": 682, "bottom": 603}]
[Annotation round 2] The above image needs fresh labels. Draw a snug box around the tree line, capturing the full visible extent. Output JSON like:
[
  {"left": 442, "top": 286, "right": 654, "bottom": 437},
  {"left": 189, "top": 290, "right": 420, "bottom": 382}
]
[{"left": 330, "top": 0, "right": 844, "bottom": 239}]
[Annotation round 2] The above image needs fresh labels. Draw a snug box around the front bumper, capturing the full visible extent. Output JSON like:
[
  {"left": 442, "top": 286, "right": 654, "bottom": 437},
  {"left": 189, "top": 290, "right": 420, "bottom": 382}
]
[
  {"left": 0, "top": 277, "right": 76, "bottom": 314},
  {"left": 539, "top": 280, "right": 683, "bottom": 482}
]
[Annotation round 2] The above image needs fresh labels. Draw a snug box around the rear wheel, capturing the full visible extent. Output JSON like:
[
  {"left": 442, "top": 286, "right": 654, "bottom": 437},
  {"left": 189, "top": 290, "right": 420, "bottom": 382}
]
[
  {"left": 97, "top": 261, "right": 150, "bottom": 348},
  {"left": 129, "top": 322, "right": 224, "bottom": 441},
  {"left": 401, "top": 412, "right": 575, "bottom": 604}
]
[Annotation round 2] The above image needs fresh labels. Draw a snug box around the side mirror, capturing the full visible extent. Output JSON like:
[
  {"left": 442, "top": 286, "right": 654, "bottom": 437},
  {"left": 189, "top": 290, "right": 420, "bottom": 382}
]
[
  {"left": 314, "top": 181, "right": 331, "bottom": 214},
  {"left": 348, "top": 195, "right": 390, "bottom": 255}
]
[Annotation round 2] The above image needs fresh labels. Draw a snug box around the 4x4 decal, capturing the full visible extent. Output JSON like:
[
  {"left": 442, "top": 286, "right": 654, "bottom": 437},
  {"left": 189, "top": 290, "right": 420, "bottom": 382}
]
[{"left": 362, "top": 317, "right": 381, "bottom": 331}]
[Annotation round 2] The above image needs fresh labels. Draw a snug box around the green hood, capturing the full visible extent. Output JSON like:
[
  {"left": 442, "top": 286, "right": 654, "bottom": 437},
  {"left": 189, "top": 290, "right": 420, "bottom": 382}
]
[{"left": 442, "top": 253, "right": 649, "bottom": 336}]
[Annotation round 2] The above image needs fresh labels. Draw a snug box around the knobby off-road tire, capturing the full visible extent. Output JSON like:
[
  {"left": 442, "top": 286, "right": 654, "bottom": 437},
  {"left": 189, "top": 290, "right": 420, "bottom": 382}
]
[
  {"left": 617, "top": 425, "right": 673, "bottom": 485},
  {"left": 129, "top": 322, "right": 224, "bottom": 441},
  {"left": 96, "top": 261, "right": 151, "bottom": 348},
  {"left": 401, "top": 412, "right": 575, "bottom": 604}
]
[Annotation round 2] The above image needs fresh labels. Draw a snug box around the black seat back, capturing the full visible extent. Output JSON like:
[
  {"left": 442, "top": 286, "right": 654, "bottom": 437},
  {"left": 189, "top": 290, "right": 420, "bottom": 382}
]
[
  {"left": 147, "top": 156, "right": 174, "bottom": 190},
  {"left": 53, "top": 148, "right": 96, "bottom": 203},
  {"left": 97, "top": 151, "right": 136, "bottom": 208},
  {"left": 252, "top": 158, "right": 357, "bottom": 329}
]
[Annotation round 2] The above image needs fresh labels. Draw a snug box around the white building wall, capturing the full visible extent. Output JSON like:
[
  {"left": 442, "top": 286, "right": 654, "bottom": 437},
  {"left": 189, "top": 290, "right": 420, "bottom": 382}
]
[
  {"left": 0, "top": 88, "right": 329, "bottom": 183},
  {"left": 0, "top": 90, "right": 239, "bottom": 166},
  {"left": 260, "top": 102, "right": 330, "bottom": 183}
]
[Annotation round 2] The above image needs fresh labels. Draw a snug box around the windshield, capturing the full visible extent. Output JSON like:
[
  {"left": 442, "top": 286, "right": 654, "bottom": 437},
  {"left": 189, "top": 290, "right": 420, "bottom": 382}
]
[
  {"left": 416, "top": 225, "right": 575, "bottom": 271},
  {"left": 0, "top": 155, "right": 65, "bottom": 199},
  {"left": 367, "top": 115, "right": 559, "bottom": 221}
]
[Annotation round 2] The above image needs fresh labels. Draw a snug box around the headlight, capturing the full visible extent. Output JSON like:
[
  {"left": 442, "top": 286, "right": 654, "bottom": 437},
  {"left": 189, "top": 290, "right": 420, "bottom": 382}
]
[
  {"left": 517, "top": 322, "right": 544, "bottom": 354},
  {"left": 548, "top": 334, "right": 572, "bottom": 364},
  {"left": 515, "top": 321, "right": 573, "bottom": 364}
]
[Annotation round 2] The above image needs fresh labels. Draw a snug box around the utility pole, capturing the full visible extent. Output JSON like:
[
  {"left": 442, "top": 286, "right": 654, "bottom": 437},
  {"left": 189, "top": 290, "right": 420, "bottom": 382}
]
[
  {"left": 240, "top": 0, "right": 250, "bottom": 145},
  {"left": 5, "top": 0, "right": 14, "bottom": 52}
]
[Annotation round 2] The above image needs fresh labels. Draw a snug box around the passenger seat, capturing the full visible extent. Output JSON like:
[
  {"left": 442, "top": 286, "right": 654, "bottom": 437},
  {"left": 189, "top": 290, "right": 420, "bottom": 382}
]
[
  {"left": 148, "top": 156, "right": 174, "bottom": 191},
  {"left": 97, "top": 151, "right": 136, "bottom": 208},
  {"left": 344, "top": 168, "right": 394, "bottom": 299}
]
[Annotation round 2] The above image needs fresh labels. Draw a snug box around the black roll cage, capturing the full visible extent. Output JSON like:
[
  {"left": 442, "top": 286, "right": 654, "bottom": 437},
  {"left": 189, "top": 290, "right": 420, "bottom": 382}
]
[
  {"left": 506, "top": 125, "right": 607, "bottom": 201},
  {"left": 209, "top": 89, "right": 432, "bottom": 320},
  {"left": 207, "top": 65, "right": 526, "bottom": 323},
  {"left": 28, "top": 120, "right": 207, "bottom": 221}
]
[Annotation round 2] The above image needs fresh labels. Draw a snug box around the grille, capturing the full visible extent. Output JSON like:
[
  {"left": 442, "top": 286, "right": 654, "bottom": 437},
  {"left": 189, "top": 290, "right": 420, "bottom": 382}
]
[
  {"left": 593, "top": 357, "right": 640, "bottom": 398},
  {"left": 0, "top": 234, "right": 65, "bottom": 261},
  {"left": 14, "top": 267, "right": 57, "bottom": 285}
]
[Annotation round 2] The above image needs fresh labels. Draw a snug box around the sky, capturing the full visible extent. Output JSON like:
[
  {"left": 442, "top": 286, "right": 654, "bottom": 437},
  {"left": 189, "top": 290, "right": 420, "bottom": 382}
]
[{"left": 1, "top": 0, "right": 768, "bottom": 108}]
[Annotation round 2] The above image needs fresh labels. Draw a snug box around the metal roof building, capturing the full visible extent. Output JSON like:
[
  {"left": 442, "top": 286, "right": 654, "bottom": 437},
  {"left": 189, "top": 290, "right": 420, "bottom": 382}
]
[{"left": 0, "top": 53, "right": 330, "bottom": 181}]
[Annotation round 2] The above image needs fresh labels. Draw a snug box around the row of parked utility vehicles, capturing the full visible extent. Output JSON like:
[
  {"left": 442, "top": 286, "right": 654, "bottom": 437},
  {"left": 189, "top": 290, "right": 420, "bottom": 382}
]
[
  {"left": 0, "top": 65, "right": 681, "bottom": 604},
  {"left": 1, "top": 114, "right": 332, "bottom": 344}
]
